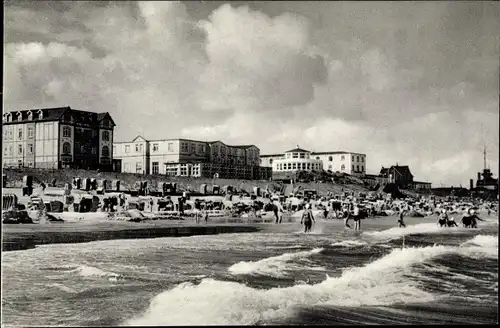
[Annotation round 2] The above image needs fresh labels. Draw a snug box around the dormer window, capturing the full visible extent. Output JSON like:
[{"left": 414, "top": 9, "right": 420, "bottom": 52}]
[
  {"left": 27, "top": 111, "right": 33, "bottom": 120},
  {"left": 6, "top": 113, "right": 12, "bottom": 122},
  {"left": 3, "top": 114, "right": 7, "bottom": 123},
  {"left": 16, "top": 111, "right": 23, "bottom": 122},
  {"left": 38, "top": 110, "right": 44, "bottom": 119}
]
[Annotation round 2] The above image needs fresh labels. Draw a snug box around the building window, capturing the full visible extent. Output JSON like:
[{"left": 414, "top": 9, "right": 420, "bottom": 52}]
[
  {"left": 168, "top": 143, "right": 173, "bottom": 152},
  {"left": 287, "top": 163, "right": 291, "bottom": 170},
  {"left": 28, "top": 127, "right": 34, "bottom": 138},
  {"left": 63, "top": 142, "right": 71, "bottom": 155},
  {"left": 361, "top": 157, "right": 364, "bottom": 162},
  {"left": 316, "top": 156, "right": 320, "bottom": 160},
  {"left": 63, "top": 126, "right": 71, "bottom": 138},
  {"left": 102, "top": 131, "right": 110, "bottom": 141},
  {"left": 341, "top": 155, "right": 345, "bottom": 161},
  {"left": 352, "top": 165, "right": 354, "bottom": 171},
  {"left": 136, "top": 144, "right": 140, "bottom": 152},
  {"left": 356, "top": 156, "right": 359, "bottom": 162},
  {"left": 125, "top": 145, "right": 130, "bottom": 153},
  {"left": 124, "top": 163, "right": 130, "bottom": 172},
  {"left": 91, "top": 146, "right": 97, "bottom": 155},
  {"left": 113, "top": 146, "right": 116, "bottom": 154},
  {"left": 8, "top": 146, "right": 12, "bottom": 155},
  {"left": 307, "top": 163, "right": 311, "bottom": 170},
  {"left": 102, "top": 146, "right": 110, "bottom": 157},
  {"left": 180, "top": 166, "right": 187, "bottom": 176},
  {"left": 269, "top": 159, "right": 273, "bottom": 164},
  {"left": 356, "top": 165, "right": 359, "bottom": 171},
  {"left": 361, "top": 165, "right": 364, "bottom": 172},
  {"left": 136, "top": 162, "right": 143, "bottom": 173},
  {"left": 18, "top": 145, "right": 23, "bottom": 155},
  {"left": 328, "top": 165, "right": 332, "bottom": 171},
  {"left": 18, "top": 128, "right": 23, "bottom": 140},
  {"left": 181, "top": 143, "right": 188, "bottom": 152},
  {"left": 352, "top": 156, "right": 354, "bottom": 161},
  {"left": 152, "top": 162, "right": 159, "bottom": 174},
  {"left": 300, "top": 153, "right": 305, "bottom": 159},
  {"left": 341, "top": 164, "right": 345, "bottom": 171},
  {"left": 292, "top": 153, "right": 298, "bottom": 158},
  {"left": 329, "top": 156, "right": 333, "bottom": 161},
  {"left": 152, "top": 143, "right": 159, "bottom": 152}
]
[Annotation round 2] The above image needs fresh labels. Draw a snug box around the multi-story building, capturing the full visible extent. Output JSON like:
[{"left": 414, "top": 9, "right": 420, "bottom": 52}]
[
  {"left": 113, "top": 135, "right": 150, "bottom": 174},
  {"left": 3, "top": 106, "right": 115, "bottom": 170},
  {"left": 113, "top": 136, "right": 270, "bottom": 180},
  {"left": 269, "top": 147, "right": 323, "bottom": 181},
  {"left": 260, "top": 148, "right": 367, "bottom": 176}
]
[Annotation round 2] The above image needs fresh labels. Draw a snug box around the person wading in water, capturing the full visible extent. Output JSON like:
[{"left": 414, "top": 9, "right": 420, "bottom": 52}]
[
  {"left": 353, "top": 204, "right": 362, "bottom": 231},
  {"left": 438, "top": 209, "right": 448, "bottom": 227},
  {"left": 398, "top": 209, "right": 407, "bottom": 228},
  {"left": 301, "top": 203, "right": 315, "bottom": 233}
]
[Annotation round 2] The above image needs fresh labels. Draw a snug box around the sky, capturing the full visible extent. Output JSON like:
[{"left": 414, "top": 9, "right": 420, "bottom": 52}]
[{"left": 4, "top": 1, "right": 499, "bottom": 187}]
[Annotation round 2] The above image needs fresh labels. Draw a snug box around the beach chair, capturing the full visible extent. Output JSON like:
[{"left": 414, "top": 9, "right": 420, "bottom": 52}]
[{"left": 2, "top": 193, "right": 18, "bottom": 211}]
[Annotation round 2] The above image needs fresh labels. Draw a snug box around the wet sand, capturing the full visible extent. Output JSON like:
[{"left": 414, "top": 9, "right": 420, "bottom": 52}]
[{"left": 2, "top": 215, "right": 440, "bottom": 252}]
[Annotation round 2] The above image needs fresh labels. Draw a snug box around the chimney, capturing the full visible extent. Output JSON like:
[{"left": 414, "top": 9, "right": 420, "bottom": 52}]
[
  {"left": 469, "top": 179, "right": 474, "bottom": 190},
  {"left": 477, "top": 172, "right": 481, "bottom": 181}
]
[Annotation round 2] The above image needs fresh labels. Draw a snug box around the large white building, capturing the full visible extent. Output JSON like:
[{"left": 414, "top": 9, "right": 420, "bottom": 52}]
[
  {"left": 261, "top": 147, "right": 366, "bottom": 177},
  {"left": 113, "top": 136, "right": 270, "bottom": 180}
]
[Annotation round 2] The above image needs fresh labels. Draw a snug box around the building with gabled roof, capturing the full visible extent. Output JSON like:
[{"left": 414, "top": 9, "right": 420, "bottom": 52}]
[{"left": 3, "top": 106, "right": 115, "bottom": 170}]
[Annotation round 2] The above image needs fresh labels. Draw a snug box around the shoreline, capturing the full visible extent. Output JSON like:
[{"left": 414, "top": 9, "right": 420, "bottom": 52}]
[{"left": 1, "top": 221, "right": 263, "bottom": 251}]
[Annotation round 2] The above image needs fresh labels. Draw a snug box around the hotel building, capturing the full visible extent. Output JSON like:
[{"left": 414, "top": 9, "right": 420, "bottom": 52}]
[
  {"left": 261, "top": 147, "right": 367, "bottom": 177},
  {"left": 3, "top": 107, "right": 115, "bottom": 170},
  {"left": 113, "top": 136, "right": 271, "bottom": 180}
]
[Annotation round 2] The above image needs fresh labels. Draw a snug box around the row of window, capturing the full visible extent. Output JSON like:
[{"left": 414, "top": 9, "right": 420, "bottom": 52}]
[
  {"left": 275, "top": 162, "right": 323, "bottom": 171},
  {"left": 3, "top": 110, "right": 44, "bottom": 122},
  {"left": 266, "top": 154, "right": 365, "bottom": 164},
  {"left": 3, "top": 126, "right": 110, "bottom": 141}
]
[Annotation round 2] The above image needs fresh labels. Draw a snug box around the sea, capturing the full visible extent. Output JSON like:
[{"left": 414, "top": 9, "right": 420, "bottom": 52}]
[{"left": 2, "top": 216, "right": 498, "bottom": 326}]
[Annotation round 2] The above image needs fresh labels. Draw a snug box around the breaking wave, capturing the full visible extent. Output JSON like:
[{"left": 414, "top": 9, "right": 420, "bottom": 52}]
[
  {"left": 228, "top": 248, "right": 324, "bottom": 278},
  {"left": 331, "top": 240, "right": 368, "bottom": 248},
  {"left": 125, "top": 235, "right": 496, "bottom": 326}
]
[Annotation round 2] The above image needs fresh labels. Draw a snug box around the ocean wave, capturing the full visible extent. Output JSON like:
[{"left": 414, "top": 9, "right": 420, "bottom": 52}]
[
  {"left": 228, "top": 248, "right": 324, "bottom": 278},
  {"left": 331, "top": 240, "right": 368, "bottom": 248},
  {"left": 40, "top": 264, "right": 122, "bottom": 280},
  {"left": 125, "top": 234, "right": 496, "bottom": 326},
  {"left": 364, "top": 223, "right": 472, "bottom": 240}
]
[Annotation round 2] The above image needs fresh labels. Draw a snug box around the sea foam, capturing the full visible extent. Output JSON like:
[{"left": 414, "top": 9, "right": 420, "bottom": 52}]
[
  {"left": 228, "top": 248, "right": 324, "bottom": 278},
  {"left": 125, "top": 234, "right": 496, "bottom": 326}
]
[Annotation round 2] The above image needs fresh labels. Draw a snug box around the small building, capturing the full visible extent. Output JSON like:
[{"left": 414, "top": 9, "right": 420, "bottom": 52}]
[
  {"left": 411, "top": 181, "right": 432, "bottom": 191},
  {"left": 380, "top": 165, "right": 414, "bottom": 189}
]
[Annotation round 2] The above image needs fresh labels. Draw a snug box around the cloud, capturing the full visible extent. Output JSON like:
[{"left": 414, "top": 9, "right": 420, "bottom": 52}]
[
  {"left": 197, "top": 4, "right": 327, "bottom": 112},
  {"left": 3, "top": 1, "right": 499, "bottom": 187}
]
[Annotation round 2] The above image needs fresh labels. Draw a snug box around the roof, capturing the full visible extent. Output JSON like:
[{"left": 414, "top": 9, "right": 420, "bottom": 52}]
[
  {"left": 285, "top": 147, "right": 311, "bottom": 153},
  {"left": 311, "top": 151, "right": 348, "bottom": 155},
  {"left": 3, "top": 106, "right": 115, "bottom": 126},
  {"left": 413, "top": 181, "right": 432, "bottom": 185},
  {"left": 380, "top": 165, "right": 414, "bottom": 177},
  {"left": 260, "top": 154, "right": 284, "bottom": 158}
]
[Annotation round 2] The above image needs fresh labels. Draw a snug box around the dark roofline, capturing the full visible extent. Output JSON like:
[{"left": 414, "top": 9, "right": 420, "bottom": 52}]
[
  {"left": 261, "top": 154, "right": 284, "bottom": 157},
  {"left": 413, "top": 181, "right": 432, "bottom": 184},
  {"left": 285, "top": 147, "right": 311, "bottom": 153}
]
